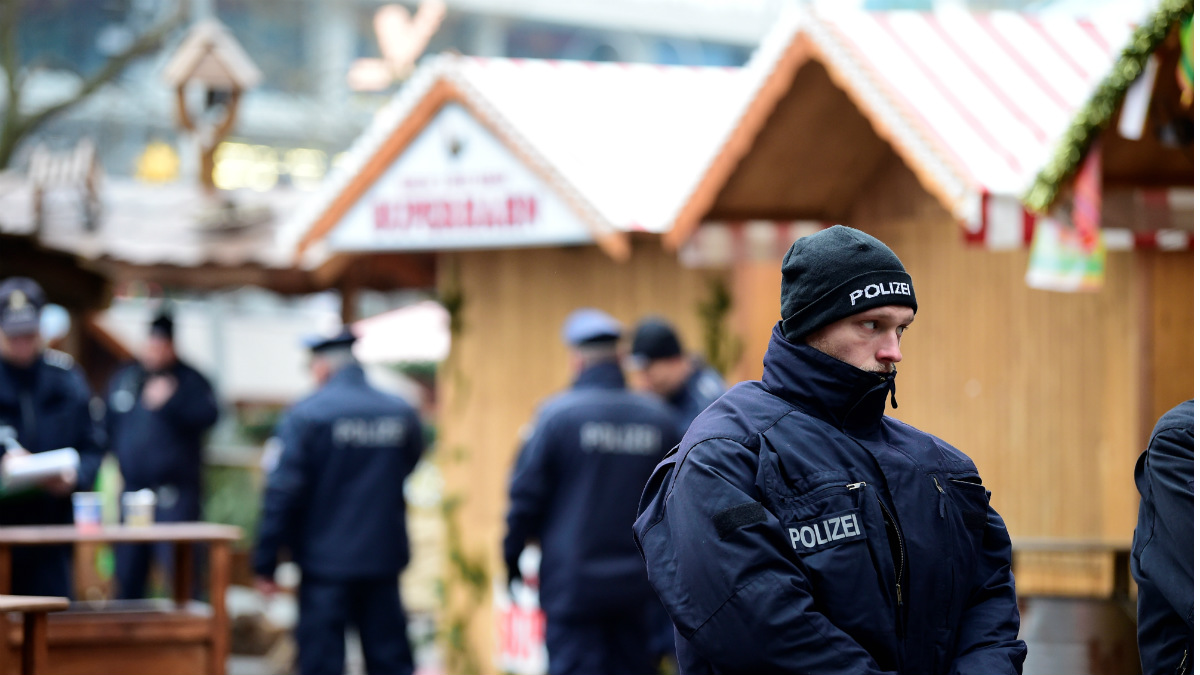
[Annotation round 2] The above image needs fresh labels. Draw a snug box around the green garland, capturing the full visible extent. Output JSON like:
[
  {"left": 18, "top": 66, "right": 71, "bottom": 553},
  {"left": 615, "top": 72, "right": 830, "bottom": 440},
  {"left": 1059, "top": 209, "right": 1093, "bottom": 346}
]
[{"left": 1023, "top": 0, "right": 1193, "bottom": 213}]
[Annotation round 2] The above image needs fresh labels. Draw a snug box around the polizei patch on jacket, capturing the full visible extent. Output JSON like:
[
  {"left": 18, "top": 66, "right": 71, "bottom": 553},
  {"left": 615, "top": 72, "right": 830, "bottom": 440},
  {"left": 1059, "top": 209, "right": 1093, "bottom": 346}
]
[{"left": 786, "top": 509, "right": 866, "bottom": 553}]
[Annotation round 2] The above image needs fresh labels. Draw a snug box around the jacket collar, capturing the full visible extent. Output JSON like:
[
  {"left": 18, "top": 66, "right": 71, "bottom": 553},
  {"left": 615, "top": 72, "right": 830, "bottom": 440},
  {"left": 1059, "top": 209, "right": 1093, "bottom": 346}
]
[
  {"left": 760, "top": 323, "right": 896, "bottom": 431},
  {"left": 572, "top": 360, "right": 626, "bottom": 390},
  {"left": 326, "top": 362, "right": 368, "bottom": 389}
]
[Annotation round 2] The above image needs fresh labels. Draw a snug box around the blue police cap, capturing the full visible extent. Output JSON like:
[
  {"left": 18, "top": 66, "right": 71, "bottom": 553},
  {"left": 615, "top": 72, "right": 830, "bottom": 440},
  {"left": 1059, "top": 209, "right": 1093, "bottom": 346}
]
[
  {"left": 561, "top": 308, "right": 622, "bottom": 347},
  {"left": 303, "top": 327, "right": 357, "bottom": 354},
  {"left": 0, "top": 277, "right": 46, "bottom": 337}
]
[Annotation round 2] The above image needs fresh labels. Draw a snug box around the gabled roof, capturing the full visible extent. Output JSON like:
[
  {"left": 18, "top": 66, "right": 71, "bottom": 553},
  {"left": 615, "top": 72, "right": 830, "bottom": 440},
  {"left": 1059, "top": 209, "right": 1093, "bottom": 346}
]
[
  {"left": 162, "top": 19, "right": 263, "bottom": 90},
  {"left": 1024, "top": 0, "right": 1193, "bottom": 213},
  {"left": 279, "top": 53, "right": 754, "bottom": 262},
  {"left": 669, "top": 5, "right": 1137, "bottom": 250}
]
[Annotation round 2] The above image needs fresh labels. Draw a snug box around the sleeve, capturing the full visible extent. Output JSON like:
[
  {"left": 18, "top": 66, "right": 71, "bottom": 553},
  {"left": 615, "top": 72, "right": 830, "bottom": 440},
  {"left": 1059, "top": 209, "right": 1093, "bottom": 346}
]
[
  {"left": 947, "top": 504, "right": 1028, "bottom": 675},
  {"left": 636, "top": 438, "right": 896, "bottom": 675},
  {"left": 69, "top": 366, "right": 104, "bottom": 492},
  {"left": 157, "top": 369, "right": 219, "bottom": 433},
  {"left": 253, "top": 410, "right": 310, "bottom": 578},
  {"left": 1140, "top": 418, "right": 1195, "bottom": 625},
  {"left": 502, "top": 414, "right": 555, "bottom": 575}
]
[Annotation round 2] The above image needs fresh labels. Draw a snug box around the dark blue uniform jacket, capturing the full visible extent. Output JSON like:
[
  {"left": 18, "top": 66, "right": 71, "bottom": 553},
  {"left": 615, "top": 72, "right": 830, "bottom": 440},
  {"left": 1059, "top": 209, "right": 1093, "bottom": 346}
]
[
  {"left": 1131, "top": 399, "right": 1193, "bottom": 675},
  {"left": 667, "top": 361, "right": 726, "bottom": 437},
  {"left": 0, "top": 353, "right": 103, "bottom": 524},
  {"left": 106, "top": 360, "right": 218, "bottom": 514},
  {"left": 634, "top": 326, "right": 1026, "bottom": 675},
  {"left": 504, "top": 361, "right": 681, "bottom": 620},
  {"left": 254, "top": 364, "right": 425, "bottom": 580}
]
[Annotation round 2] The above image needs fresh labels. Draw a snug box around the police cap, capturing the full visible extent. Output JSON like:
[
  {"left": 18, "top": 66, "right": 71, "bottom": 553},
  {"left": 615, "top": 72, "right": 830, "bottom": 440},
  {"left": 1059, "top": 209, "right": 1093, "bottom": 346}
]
[
  {"left": 0, "top": 277, "right": 46, "bottom": 337},
  {"left": 303, "top": 327, "right": 358, "bottom": 354},
  {"left": 561, "top": 308, "right": 622, "bottom": 347}
]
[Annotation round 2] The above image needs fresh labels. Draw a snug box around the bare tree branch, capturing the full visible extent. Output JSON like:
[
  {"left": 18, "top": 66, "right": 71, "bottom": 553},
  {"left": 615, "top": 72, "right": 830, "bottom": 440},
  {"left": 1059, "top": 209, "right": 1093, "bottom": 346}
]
[{"left": 0, "top": 0, "right": 189, "bottom": 168}]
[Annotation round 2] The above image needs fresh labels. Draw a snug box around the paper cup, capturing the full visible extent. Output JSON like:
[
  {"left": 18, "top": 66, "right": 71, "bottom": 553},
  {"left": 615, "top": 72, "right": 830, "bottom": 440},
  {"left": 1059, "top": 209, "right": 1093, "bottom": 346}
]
[
  {"left": 72, "top": 492, "right": 103, "bottom": 532},
  {"left": 122, "top": 489, "right": 157, "bottom": 527}
]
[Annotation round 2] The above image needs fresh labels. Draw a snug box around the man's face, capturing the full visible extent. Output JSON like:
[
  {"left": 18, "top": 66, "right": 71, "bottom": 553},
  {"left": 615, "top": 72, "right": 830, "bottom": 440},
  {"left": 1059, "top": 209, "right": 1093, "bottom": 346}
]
[
  {"left": 632, "top": 356, "right": 689, "bottom": 398},
  {"left": 141, "top": 335, "right": 176, "bottom": 372},
  {"left": 805, "top": 305, "right": 914, "bottom": 374},
  {"left": 0, "top": 331, "right": 41, "bottom": 368}
]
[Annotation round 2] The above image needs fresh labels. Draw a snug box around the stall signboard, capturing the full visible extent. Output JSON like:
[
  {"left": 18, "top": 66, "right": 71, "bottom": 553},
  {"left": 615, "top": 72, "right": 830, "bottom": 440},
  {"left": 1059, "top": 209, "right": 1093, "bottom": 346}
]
[{"left": 327, "top": 103, "right": 594, "bottom": 252}]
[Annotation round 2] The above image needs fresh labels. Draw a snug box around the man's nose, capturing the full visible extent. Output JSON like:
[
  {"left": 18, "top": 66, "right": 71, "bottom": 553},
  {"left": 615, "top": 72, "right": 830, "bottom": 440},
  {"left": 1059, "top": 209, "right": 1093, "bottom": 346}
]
[{"left": 877, "top": 334, "right": 903, "bottom": 364}]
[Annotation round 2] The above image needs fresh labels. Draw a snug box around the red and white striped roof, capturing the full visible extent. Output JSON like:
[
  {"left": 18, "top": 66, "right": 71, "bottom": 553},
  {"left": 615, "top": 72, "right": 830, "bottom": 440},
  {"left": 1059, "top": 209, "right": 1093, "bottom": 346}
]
[
  {"left": 737, "top": 6, "right": 1142, "bottom": 249},
  {"left": 280, "top": 54, "right": 754, "bottom": 259}
]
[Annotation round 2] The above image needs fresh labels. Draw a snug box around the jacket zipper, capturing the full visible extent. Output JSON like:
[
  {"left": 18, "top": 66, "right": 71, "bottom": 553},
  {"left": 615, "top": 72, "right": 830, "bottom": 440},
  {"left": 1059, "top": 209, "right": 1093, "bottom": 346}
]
[
  {"left": 931, "top": 475, "right": 947, "bottom": 519},
  {"left": 877, "top": 495, "right": 907, "bottom": 638}
]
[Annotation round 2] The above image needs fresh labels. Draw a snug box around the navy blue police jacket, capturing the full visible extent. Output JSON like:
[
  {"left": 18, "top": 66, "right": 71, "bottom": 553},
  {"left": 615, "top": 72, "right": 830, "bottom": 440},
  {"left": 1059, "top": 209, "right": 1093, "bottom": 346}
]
[
  {"left": 105, "top": 359, "right": 218, "bottom": 508},
  {"left": 0, "top": 351, "right": 103, "bottom": 524},
  {"left": 1131, "top": 399, "right": 1193, "bottom": 675},
  {"left": 634, "top": 326, "right": 1026, "bottom": 675},
  {"left": 253, "top": 364, "right": 425, "bottom": 580},
  {"left": 666, "top": 360, "right": 726, "bottom": 437},
  {"left": 504, "top": 360, "right": 681, "bottom": 620}
]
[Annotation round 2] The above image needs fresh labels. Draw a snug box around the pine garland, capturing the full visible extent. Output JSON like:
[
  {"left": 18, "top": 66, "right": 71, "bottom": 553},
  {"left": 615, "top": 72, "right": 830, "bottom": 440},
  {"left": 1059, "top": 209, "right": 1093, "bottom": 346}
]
[{"left": 1023, "top": 0, "right": 1194, "bottom": 213}]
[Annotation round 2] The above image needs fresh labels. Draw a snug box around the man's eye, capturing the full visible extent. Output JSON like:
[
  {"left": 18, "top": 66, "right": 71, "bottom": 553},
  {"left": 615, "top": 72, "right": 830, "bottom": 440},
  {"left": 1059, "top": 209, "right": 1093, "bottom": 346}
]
[
  {"left": 862, "top": 321, "right": 877, "bottom": 330},
  {"left": 897, "top": 325, "right": 907, "bottom": 336}
]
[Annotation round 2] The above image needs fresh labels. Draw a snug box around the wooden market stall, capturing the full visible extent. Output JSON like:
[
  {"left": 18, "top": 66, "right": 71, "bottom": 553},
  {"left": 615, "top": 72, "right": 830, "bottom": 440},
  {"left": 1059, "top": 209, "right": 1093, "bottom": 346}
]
[
  {"left": 666, "top": 3, "right": 1193, "bottom": 602},
  {"left": 280, "top": 53, "right": 754, "bottom": 673}
]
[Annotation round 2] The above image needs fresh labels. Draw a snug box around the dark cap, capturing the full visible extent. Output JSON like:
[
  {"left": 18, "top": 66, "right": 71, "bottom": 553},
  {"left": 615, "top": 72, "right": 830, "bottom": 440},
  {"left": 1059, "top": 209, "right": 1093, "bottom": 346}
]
[
  {"left": 561, "top": 309, "right": 622, "bottom": 347},
  {"left": 0, "top": 277, "right": 46, "bottom": 337},
  {"left": 628, "top": 317, "right": 683, "bottom": 367},
  {"left": 780, "top": 225, "right": 917, "bottom": 342},
  {"left": 149, "top": 313, "right": 175, "bottom": 340},
  {"left": 303, "top": 327, "right": 358, "bottom": 354}
]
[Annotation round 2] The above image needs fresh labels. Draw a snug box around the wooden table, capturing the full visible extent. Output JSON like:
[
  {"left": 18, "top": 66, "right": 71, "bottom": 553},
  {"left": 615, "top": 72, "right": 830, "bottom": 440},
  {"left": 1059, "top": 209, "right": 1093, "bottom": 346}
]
[
  {"left": 0, "top": 523, "right": 242, "bottom": 675},
  {"left": 0, "top": 596, "right": 69, "bottom": 675}
]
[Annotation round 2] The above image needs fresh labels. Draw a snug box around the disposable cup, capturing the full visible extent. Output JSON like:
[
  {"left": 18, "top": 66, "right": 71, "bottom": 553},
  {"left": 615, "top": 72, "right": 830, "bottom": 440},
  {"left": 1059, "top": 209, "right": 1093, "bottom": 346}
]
[
  {"left": 71, "top": 492, "right": 103, "bottom": 532},
  {"left": 122, "top": 489, "right": 157, "bottom": 527}
]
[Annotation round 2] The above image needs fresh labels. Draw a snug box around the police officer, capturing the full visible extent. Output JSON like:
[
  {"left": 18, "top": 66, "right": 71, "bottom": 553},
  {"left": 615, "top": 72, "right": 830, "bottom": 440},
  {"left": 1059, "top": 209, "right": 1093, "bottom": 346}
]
[
  {"left": 634, "top": 226, "right": 1026, "bottom": 674},
  {"left": 627, "top": 316, "right": 726, "bottom": 438},
  {"left": 107, "top": 311, "right": 219, "bottom": 599},
  {"left": 1131, "top": 399, "right": 1193, "bottom": 675},
  {"left": 0, "top": 277, "right": 103, "bottom": 596},
  {"left": 504, "top": 309, "right": 681, "bottom": 675},
  {"left": 253, "top": 329, "right": 426, "bottom": 675}
]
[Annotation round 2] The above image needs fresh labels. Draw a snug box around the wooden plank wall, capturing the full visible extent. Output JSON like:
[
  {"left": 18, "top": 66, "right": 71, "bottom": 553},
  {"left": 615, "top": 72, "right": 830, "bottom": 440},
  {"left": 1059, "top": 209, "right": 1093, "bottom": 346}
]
[
  {"left": 435, "top": 239, "right": 726, "bottom": 674},
  {"left": 830, "top": 152, "right": 1193, "bottom": 596}
]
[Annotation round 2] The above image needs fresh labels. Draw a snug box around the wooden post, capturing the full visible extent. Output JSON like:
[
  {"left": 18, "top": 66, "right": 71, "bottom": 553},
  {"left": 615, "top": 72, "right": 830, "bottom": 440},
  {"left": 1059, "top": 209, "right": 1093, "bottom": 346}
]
[
  {"left": 173, "top": 542, "right": 194, "bottom": 607},
  {"left": 208, "top": 541, "right": 231, "bottom": 675},
  {"left": 0, "top": 545, "right": 11, "bottom": 594},
  {"left": 21, "top": 612, "right": 47, "bottom": 675}
]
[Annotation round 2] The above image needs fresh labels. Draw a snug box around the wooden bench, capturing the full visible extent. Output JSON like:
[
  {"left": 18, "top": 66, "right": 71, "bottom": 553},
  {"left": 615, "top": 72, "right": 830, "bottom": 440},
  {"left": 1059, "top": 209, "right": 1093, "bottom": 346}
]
[
  {"left": 0, "top": 523, "right": 241, "bottom": 675},
  {"left": 0, "top": 596, "right": 69, "bottom": 675}
]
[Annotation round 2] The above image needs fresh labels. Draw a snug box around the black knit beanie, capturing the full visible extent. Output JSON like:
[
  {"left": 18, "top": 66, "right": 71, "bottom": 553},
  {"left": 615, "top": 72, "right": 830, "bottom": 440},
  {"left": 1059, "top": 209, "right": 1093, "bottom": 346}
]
[{"left": 780, "top": 225, "right": 917, "bottom": 342}]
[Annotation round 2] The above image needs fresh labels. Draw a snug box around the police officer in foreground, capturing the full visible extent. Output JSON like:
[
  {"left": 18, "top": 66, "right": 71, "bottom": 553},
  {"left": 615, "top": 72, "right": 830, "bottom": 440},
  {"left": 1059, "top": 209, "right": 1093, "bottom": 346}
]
[
  {"left": 635, "top": 225, "right": 1026, "bottom": 674},
  {"left": 627, "top": 316, "right": 726, "bottom": 438},
  {"left": 107, "top": 311, "right": 219, "bottom": 599},
  {"left": 253, "top": 329, "right": 426, "bottom": 675},
  {"left": 0, "top": 277, "right": 104, "bottom": 596},
  {"left": 504, "top": 309, "right": 681, "bottom": 675},
  {"left": 1131, "top": 399, "right": 1193, "bottom": 675}
]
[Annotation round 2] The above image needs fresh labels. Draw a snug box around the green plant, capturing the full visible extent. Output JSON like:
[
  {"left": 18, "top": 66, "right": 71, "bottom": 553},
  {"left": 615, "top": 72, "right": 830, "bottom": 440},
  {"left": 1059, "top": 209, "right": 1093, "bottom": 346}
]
[{"left": 696, "top": 276, "right": 742, "bottom": 377}]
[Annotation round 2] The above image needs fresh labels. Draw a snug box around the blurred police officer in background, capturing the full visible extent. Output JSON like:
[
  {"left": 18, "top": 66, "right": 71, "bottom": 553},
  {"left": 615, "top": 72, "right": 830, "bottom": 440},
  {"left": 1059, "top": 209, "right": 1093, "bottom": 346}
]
[
  {"left": 0, "top": 277, "right": 104, "bottom": 596},
  {"left": 1131, "top": 399, "right": 1193, "bottom": 675},
  {"left": 504, "top": 309, "right": 681, "bottom": 675},
  {"left": 625, "top": 316, "right": 726, "bottom": 670},
  {"left": 635, "top": 226, "right": 1026, "bottom": 674},
  {"left": 627, "top": 316, "right": 726, "bottom": 439},
  {"left": 106, "top": 311, "right": 219, "bottom": 599},
  {"left": 254, "top": 328, "right": 426, "bottom": 675}
]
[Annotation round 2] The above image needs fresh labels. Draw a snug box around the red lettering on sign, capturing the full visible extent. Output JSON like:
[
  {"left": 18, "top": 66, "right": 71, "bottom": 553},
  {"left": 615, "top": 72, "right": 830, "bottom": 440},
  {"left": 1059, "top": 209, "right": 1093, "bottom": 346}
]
[{"left": 372, "top": 195, "right": 540, "bottom": 231}]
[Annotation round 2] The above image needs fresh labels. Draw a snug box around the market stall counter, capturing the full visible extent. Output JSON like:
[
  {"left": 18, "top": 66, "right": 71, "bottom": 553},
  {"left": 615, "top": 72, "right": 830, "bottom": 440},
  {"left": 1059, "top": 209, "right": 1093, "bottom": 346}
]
[{"left": 0, "top": 523, "right": 241, "bottom": 675}]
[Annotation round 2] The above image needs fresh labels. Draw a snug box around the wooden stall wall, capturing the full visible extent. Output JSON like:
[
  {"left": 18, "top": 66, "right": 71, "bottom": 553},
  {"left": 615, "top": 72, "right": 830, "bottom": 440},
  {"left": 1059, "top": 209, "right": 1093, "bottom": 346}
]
[
  {"left": 1141, "top": 249, "right": 1195, "bottom": 439},
  {"left": 839, "top": 152, "right": 1175, "bottom": 596},
  {"left": 434, "top": 239, "right": 727, "bottom": 674}
]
